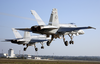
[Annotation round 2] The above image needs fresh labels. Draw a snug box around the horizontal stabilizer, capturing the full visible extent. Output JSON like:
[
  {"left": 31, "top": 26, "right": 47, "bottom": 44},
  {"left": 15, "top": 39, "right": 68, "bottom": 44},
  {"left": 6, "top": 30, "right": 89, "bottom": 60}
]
[{"left": 16, "top": 28, "right": 32, "bottom": 32}]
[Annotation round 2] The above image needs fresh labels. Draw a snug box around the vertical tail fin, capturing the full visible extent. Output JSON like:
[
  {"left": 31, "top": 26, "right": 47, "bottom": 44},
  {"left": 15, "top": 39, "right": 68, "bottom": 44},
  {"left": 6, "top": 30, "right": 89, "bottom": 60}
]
[
  {"left": 48, "top": 8, "right": 59, "bottom": 26},
  {"left": 24, "top": 31, "right": 31, "bottom": 38},
  {"left": 12, "top": 28, "right": 22, "bottom": 38},
  {"left": 31, "top": 10, "right": 45, "bottom": 25}
]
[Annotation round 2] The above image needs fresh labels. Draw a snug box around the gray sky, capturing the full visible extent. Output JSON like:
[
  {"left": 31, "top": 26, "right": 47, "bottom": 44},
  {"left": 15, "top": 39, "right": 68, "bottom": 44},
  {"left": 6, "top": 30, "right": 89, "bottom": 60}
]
[{"left": 0, "top": 0, "right": 100, "bottom": 56}]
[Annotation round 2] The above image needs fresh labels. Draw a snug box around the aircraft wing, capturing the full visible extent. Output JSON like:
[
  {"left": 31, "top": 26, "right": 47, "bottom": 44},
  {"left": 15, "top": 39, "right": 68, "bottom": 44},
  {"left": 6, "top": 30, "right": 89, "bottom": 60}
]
[
  {"left": 16, "top": 26, "right": 58, "bottom": 32},
  {"left": 30, "top": 39, "right": 48, "bottom": 42},
  {"left": 57, "top": 26, "right": 96, "bottom": 33},
  {"left": 5, "top": 38, "right": 22, "bottom": 41}
]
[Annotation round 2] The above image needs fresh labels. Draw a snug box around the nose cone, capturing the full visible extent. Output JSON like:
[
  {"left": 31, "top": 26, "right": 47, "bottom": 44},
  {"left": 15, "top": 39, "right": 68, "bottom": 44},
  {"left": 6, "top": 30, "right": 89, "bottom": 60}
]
[{"left": 78, "top": 30, "right": 84, "bottom": 35}]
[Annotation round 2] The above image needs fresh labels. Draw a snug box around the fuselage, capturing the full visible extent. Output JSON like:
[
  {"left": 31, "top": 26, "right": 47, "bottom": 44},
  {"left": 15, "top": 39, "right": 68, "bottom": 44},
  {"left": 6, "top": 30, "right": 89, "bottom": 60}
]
[
  {"left": 32, "top": 24, "right": 84, "bottom": 36},
  {"left": 10, "top": 35, "right": 49, "bottom": 46}
]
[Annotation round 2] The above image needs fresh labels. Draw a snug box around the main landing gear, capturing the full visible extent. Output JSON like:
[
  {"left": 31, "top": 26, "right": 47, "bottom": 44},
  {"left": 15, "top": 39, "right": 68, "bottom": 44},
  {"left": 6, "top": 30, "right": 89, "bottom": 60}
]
[
  {"left": 68, "top": 34, "right": 74, "bottom": 44},
  {"left": 63, "top": 35, "right": 68, "bottom": 46},
  {"left": 63, "top": 34, "right": 74, "bottom": 46},
  {"left": 23, "top": 44, "right": 28, "bottom": 51},
  {"left": 23, "top": 44, "right": 38, "bottom": 51},
  {"left": 34, "top": 44, "right": 44, "bottom": 51},
  {"left": 46, "top": 34, "right": 74, "bottom": 46},
  {"left": 40, "top": 42, "right": 44, "bottom": 49},
  {"left": 34, "top": 44, "right": 38, "bottom": 51},
  {"left": 35, "top": 48, "right": 38, "bottom": 51},
  {"left": 47, "top": 35, "right": 54, "bottom": 46},
  {"left": 34, "top": 42, "right": 44, "bottom": 51},
  {"left": 23, "top": 42, "right": 45, "bottom": 52}
]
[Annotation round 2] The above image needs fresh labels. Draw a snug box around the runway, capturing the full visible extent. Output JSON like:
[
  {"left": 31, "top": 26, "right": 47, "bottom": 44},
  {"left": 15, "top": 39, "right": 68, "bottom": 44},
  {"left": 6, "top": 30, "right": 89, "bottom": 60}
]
[{"left": 0, "top": 59, "right": 100, "bottom": 64}]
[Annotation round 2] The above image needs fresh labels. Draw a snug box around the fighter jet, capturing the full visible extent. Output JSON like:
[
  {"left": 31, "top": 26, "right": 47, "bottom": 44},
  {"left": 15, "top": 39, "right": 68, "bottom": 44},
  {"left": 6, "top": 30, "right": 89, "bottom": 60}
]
[
  {"left": 16, "top": 8, "right": 96, "bottom": 46},
  {"left": 5, "top": 28, "right": 50, "bottom": 51}
]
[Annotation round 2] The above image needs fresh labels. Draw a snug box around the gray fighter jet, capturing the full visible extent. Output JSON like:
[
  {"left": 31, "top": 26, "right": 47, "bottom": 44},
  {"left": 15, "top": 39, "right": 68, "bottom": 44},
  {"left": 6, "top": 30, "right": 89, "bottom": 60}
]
[
  {"left": 16, "top": 8, "right": 96, "bottom": 46},
  {"left": 5, "top": 28, "right": 50, "bottom": 51}
]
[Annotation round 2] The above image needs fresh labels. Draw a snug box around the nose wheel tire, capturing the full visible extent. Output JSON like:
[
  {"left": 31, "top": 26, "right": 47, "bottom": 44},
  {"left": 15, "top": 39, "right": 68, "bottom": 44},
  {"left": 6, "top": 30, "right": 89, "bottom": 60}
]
[
  {"left": 64, "top": 41, "right": 68, "bottom": 46},
  {"left": 41, "top": 46, "right": 44, "bottom": 49},
  {"left": 69, "top": 41, "right": 74, "bottom": 44}
]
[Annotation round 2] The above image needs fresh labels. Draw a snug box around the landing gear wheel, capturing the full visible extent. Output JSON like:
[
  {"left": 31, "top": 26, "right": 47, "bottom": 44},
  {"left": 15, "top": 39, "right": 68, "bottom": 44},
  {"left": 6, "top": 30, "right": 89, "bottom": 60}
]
[
  {"left": 69, "top": 41, "right": 72, "bottom": 44},
  {"left": 69, "top": 41, "right": 74, "bottom": 44},
  {"left": 69, "top": 41, "right": 71, "bottom": 44},
  {"left": 64, "top": 41, "right": 68, "bottom": 46},
  {"left": 47, "top": 41, "right": 50, "bottom": 46},
  {"left": 23, "top": 44, "right": 25, "bottom": 46},
  {"left": 24, "top": 48, "right": 26, "bottom": 51},
  {"left": 41, "top": 46, "right": 44, "bottom": 49},
  {"left": 35, "top": 48, "right": 38, "bottom": 51}
]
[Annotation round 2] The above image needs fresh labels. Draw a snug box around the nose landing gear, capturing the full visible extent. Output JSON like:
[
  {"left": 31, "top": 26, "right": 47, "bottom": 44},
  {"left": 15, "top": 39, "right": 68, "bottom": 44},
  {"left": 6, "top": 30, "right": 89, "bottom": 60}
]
[{"left": 68, "top": 34, "right": 74, "bottom": 44}]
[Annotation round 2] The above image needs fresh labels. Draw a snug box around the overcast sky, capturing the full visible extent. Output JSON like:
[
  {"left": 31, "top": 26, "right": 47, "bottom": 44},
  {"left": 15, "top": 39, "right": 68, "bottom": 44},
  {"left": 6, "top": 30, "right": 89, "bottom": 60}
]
[{"left": 0, "top": 0, "right": 100, "bottom": 56}]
